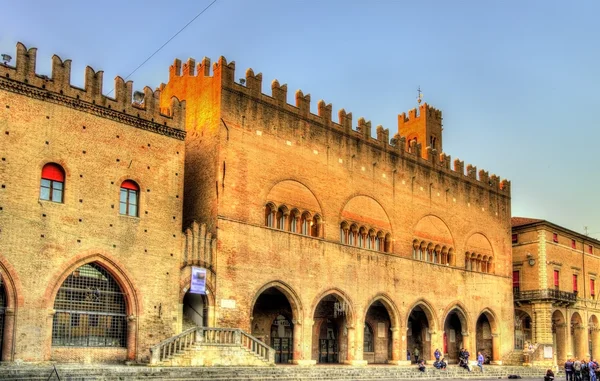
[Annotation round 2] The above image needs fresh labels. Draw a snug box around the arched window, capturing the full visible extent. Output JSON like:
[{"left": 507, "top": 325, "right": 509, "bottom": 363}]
[
  {"left": 363, "top": 324, "right": 374, "bottom": 353},
  {"left": 384, "top": 233, "right": 392, "bottom": 253},
  {"left": 52, "top": 263, "right": 127, "bottom": 347},
  {"left": 301, "top": 213, "right": 311, "bottom": 236},
  {"left": 120, "top": 180, "right": 139, "bottom": 217},
  {"left": 289, "top": 210, "right": 299, "bottom": 233},
  {"left": 265, "top": 204, "right": 275, "bottom": 227},
  {"left": 276, "top": 207, "right": 287, "bottom": 230},
  {"left": 311, "top": 215, "right": 321, "bottom": 238},
  {"left": 40, "top": 163, "right": 65, "bottom": 203}
]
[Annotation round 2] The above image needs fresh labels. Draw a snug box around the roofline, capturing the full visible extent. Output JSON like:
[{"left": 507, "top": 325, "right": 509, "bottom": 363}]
[{"left": 512, "top": 219, "right": 600, "bottom": 246}]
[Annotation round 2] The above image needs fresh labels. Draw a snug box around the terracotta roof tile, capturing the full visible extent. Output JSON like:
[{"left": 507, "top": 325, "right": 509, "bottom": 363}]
[{"left": 511, "top": 217, "right": 544, "bottom": 227}]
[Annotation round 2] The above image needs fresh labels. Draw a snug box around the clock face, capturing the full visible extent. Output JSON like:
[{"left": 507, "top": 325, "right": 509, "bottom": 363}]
[{"left": 528, "top": 258, "right": 536, "bottom": 266}]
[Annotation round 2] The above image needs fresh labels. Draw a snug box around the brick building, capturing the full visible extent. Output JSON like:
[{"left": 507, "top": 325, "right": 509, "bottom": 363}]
[
  {"left": 159, "top": 55, "right": 514, "bottom": 365},
  {"left": 512, "top": 217, "right": 600, "bottom": 367},
  {"left": 0, "top": 41, "right": 514, "bottom": 365},
  {"left": 0, "top": 43, "right": 186, "bottom": 362}
]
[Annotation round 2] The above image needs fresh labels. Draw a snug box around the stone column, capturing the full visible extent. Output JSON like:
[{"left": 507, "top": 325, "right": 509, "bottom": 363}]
[
  {"left": 429, "top": 329, "right": 438, "bottom": 362},
  {"left": 491, "top": 333, "right": 502, "bottom": 364},
  {"left": 127, "top": 315, "right": 138, "bottom": 361},
  {"left": 566, "top": 321, "right": 574, "bottom": 359},
  {"left": 1, "top": 307, "right": 15, "bottom": 362},
  {"left": 293, "top": 318, "right": 316, "bottom": 366},
  {"left": 388, "top": 327, "right": 409, "bottom": 365},
  {"left": 575, "top": 325, "right": 588, "bottom": 359},
  {"left": 292, "top": 320, "right": 302, "bottom": 362},
  {"left": 591, "top": 328, "right": 600, "bottom": 361},
  {"left": 346, "top": 317, "right": 367, "bottom": 366}
]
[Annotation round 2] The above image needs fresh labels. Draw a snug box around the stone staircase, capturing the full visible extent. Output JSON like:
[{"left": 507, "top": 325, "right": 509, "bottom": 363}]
[
  {"left": 0, "top": 364, "right": 559, "bottom": 380},
  {"left": 150, "top": 327, "right": 274, "bottom": 367},
  {"left": 502, "top": 349, "right": 526, "bottom": 365}
]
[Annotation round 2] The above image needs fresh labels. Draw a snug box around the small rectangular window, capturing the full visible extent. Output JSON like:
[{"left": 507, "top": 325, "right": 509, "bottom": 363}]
[
  {"left": 571, "top": 239, "right": 576, "bottom": 249},
  {"left": 589, "top": 245, "right": 593, "bottom": 254},
  {"left": 512, "top": 233, "right": 518, "bottom": 244},
  {"left": 591, "top": 279, "right": 596, "bottom": 298},
  {"left": 553, "top": 233, "right": 558, "bottom": 243},
  {"left": 554, "top": 270, "right": 560, "bottom": 289},
  {"left": 573, "top": 274, "right": 578, "bottom": 292}
]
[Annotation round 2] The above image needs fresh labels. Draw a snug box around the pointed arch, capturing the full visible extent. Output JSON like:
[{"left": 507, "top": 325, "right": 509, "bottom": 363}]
[
  {"left": 250, "top": 280, "right": 304, "bottom": 323},
  {"left": 441, "top": 301, "right": 471, "bottom": 333},
  {"left": 310, "top": 287, "right": 355, "bottom": 324},
  {"left": 0, "top": 255, "right": 23, "bottom": 361},
  {"left": 405, "top": 299, "right": 439, "bottom": 332},
  {"left": 364, "top": 293, "right": 401, "bottom": 329}
]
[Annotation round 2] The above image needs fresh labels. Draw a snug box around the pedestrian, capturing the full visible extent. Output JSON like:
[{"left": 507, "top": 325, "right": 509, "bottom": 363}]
[
  {"left": 566, "top": 358, "right": 575, "bottom": 381},
  {"left": 418, "top": 359, "right": 426, "bottom": 372},
  {"left": 545, "top": 368, "right": 555, "bottom": 381},
  {"left": 575, "top": 358, "right": 583, "bottom": 381},
  {"left": 439, "top": 357, "right": 447, "bottom": 370},
  {"left": 414, "top": 347, "right": 420, "bottom": 363},
  {"left": 434, "top": 348, "right": 441, "bottom": 362},
  {"left": 477, "top": 351, "right": 484, "bottom": 373},
  {"left": 588, "top": 359, "right": 597, "bottom": 381}
]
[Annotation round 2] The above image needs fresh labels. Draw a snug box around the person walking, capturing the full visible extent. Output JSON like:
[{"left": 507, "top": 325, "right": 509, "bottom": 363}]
[{"left": 477, "top": 351, "right": 484, "bottom": 373}]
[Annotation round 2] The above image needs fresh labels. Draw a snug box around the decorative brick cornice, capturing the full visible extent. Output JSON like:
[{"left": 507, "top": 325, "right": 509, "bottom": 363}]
[{"left": 0, "top": 77, "right": 186, "bottom": 141}]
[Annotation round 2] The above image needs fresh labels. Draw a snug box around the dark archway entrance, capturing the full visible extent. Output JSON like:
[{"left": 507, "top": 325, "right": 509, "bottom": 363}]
[
  {"left": 183, "top": 291, "right": 207, "bottom": 329},
  {"left": 313, "top": 294, "right": 350, "bottom": 364},
  {"left": 408, "top": 306, "right": 431, "bottom": 363},
  {"left": 364, "top": 301, "right": 392, "bottom": 364},
  {"left": 514, "top": 310, "right": 532, "bottom": 350},
  {"left": 0, "top": 276, "right": 5, "bottom": 360},
  {"left": 444, "top": 310, "right": 466, "bottom": 362},
  {"left": 476, "top": 314, "right": 493, "bottom": 361},
  {"left": 251, "top": 287, "right": 294, "bottom": 364}
]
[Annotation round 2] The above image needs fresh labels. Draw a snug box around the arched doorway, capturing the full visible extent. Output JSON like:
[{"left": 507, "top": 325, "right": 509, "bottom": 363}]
[
  {"left": 443, "top": 309, "right": 467, "bottom": 362},
  {"left": 251, "top": 287, "right": 295, "bottom": 364},
  {"left": 553, "top": 310, "right": 566, "bottom": 365},
  {"left": 571, "top": 312, "right": 584, "bottom": 359},
  {"left": 313, "top": 294, "right": 352, "bottom": 364},
  {"left": 364, "top": 300, "right": 392, "bottom": 364},
  {"left": 514, "top": 310, "right": 532, "bottom": 350},
  {"left": 407, "top": 305, "right": 432, "bottom": 363},
  {"left": 0, "top": 276, "right": 5, "bottom": 360},
  {"left": 182, "top": 291, "right": 207, "bottom": 329},
  {"left": 52, "top": 263, "right": 127, "bottom": 348},
  {"left": 476, "top": 314, "right": 493, "bottom": 362}
]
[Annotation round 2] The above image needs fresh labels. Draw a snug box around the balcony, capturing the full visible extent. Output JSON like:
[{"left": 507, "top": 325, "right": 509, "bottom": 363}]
[{"left": 513, "top": 288, "right": 578, "bottom": 306}]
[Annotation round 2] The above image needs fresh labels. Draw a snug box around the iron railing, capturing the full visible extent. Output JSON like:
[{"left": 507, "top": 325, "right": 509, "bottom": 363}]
[
  {"left": 513, "top": 288, "right": 577, "bottom": 304},
  {"left": 149, "top": 327, "right": 274, "bottom": 365}
]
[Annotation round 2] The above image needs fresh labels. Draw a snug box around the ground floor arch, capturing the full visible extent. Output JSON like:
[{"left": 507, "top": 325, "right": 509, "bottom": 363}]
[
  {"left": 182, "top": 291, "right": 207, "bottom": 328},
  {"left": 553, "top": 310, "right": 566, "bottom": 365},
  {"left": 407, "top": 304, "right": 434, "bottom": 363},
  {"left": 0, "top": 276, "right": 5, "bottom": 360},
  {"left": 364, "top": 300, "right": 393, "bottom": 363},
  {"left": 476, "top": 312, "right": 495, "bottom": 362},
  {"left": 514, "top": 310, "right": 532, "bottom": 350},
  {"left": 443, "top": 308, "right": 468, "bottom": 362},
  {"left": 251, "top": 285, "right": 301, "bottom": 364},
  {"left": 570, "top": 312, "right": 585, "bottom": 359},
  {"left": 312, "top": 292, "right": 354, "bottom": 364},
  {"left": 590, "top": 315, "right": 600, "bottom": 360}
]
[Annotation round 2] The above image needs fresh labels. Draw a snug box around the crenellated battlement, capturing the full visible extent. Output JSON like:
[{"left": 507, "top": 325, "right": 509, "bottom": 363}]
[
  {"left": 0, "top": 43, "right": 186, "bottom": 139},
  {"left": 166, "top": 55, "right": 510, "bottom": 195}
]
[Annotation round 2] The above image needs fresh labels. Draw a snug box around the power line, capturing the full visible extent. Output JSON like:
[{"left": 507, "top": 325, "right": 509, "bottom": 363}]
[{"left": 107, "top": 0, "right": 218, "bottom": 95}]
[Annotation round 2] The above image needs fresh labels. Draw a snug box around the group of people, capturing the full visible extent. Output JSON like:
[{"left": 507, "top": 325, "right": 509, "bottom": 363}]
[
  {"left": 558, "top": 358, "right": 600, "bottom": 381},
  {"left": 414, "top": 347, "right": 485, "bottom": 373}
]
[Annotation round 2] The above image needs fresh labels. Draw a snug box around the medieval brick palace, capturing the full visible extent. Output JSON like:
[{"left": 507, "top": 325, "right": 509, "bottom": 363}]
[{"left": 0, "top": 42, "right": 515, "bottom": 365}]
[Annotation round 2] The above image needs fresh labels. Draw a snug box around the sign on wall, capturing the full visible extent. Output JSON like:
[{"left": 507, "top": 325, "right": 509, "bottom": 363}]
[
  {"left": 190, "top": 266, "right": 207, "bottom": 294},
  {"left": 544, "top": 346, "right": 553, "bottom": 359}
]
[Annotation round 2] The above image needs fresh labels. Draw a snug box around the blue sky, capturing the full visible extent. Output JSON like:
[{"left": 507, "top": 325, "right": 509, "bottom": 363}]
[{"left": 2, "top": 0, "right": 599, "bottom": 237}]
